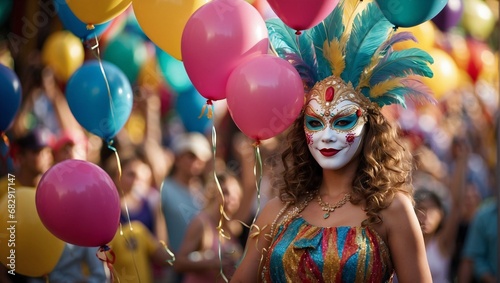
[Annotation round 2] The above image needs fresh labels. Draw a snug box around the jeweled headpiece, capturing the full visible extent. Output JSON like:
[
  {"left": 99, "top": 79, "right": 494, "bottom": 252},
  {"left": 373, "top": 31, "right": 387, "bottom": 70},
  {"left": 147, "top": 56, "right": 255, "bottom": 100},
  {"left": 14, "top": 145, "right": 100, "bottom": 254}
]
[{"left": 266, "top": 0, "right": 435, "bottom": 110}]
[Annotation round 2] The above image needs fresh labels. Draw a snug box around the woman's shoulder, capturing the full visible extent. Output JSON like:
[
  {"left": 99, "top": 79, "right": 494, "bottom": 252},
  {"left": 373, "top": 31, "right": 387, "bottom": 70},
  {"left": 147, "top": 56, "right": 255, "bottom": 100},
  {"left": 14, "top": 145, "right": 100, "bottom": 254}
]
[
  {"left": 379, "top": 191, "right": 416, "bottom": 228},
  {"left": 255, "top": 197, "right": 289, "bottom": 225}
]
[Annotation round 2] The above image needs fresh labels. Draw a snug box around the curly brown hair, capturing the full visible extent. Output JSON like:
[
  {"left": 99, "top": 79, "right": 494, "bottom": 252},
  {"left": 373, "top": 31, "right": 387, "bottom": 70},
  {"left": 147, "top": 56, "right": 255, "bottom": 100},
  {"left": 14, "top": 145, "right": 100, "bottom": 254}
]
[{"left": 275, "top": 105, "right": 414, "bottom": 227}]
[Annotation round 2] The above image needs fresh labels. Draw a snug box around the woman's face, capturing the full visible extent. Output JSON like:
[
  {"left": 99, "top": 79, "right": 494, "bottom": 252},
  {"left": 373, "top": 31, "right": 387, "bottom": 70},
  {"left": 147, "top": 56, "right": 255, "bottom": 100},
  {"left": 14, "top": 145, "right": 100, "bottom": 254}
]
[
  {"left": 416, "top": 198, "right": 444, "bottom": 235},
  {"left": 304, "top": 97, "right": 366, "bottom": 170}
]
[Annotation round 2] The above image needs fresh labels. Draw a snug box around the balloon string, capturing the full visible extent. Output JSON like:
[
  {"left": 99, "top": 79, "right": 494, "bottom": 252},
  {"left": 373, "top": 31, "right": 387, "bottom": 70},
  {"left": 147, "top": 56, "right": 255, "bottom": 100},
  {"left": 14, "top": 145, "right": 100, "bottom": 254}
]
[
  {"left": 209, "top": 111, "right": 229, "bottom": 282},
  {"left": 160, "top": 240, "right": 176, "bottom": 266},
  {"left": 236, "top": 142, "right": 263, "bottom": 269},
  {"left": 88, "top": 34, "right": 118, "bottom": 141},
  {"left": 107, "top": 140, "right": 133, "bottom": 234},
  {"left": 96, "top": 245, "right": 118, "bottom": 283},
  {"left": 198, "top": 99, "right": 213, "bottom": 119}
]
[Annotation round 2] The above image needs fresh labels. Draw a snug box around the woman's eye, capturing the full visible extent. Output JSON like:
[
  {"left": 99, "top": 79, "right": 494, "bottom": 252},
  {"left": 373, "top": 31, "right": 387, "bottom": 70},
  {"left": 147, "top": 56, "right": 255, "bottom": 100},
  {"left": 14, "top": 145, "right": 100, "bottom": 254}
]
[
  {"left": 305, "top": 115, "right": 324, "bottom": 130},
  {"left": 333, "top": 114, "right": 358, "bottom": 129},
  {"left": 308, "top": 120, "right": 322, "bottom": 127}
]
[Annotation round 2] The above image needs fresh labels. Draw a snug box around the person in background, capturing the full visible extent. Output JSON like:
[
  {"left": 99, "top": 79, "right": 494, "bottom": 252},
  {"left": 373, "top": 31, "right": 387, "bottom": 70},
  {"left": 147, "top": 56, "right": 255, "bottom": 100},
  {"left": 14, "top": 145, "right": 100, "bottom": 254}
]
[
  {"left": 458, "top": 198, "right": 498, "bottom": 283},
  {"left": 109, "top": 220, "right": 174, "bottom": 283},
  {"left": 160, "top": 132, "right": 212, "bottom": 282},
  {"left": 175, "top": 170, "right": 244, "bottom": 282}
]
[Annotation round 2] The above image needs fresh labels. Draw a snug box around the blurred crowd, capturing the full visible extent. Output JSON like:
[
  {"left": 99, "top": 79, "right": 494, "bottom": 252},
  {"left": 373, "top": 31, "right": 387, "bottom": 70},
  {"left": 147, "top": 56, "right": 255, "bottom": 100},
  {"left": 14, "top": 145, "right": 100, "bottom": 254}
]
[{"left": 0, "top": 0, "right": 498, "bottom": 283}]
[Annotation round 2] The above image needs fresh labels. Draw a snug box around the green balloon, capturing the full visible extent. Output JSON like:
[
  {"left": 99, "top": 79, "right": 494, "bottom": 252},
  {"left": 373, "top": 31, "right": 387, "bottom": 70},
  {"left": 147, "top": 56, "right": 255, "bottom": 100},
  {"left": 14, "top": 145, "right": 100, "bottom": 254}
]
[
  {"left": 375, "top": 0, "right": 447, "bottom": 28},
  {"left": 102, "top": 32, "right": 148, "bottom": 84}
]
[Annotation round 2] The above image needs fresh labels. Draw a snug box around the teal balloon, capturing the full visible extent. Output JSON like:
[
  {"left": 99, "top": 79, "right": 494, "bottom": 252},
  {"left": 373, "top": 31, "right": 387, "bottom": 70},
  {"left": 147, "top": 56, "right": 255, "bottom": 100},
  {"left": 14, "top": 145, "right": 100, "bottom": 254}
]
[
  {"left": 102, "top": 32, "right": 148, "bottom": 83},
  {"left": 175, "top": 87, "right": 211, "bottom": 133},
  {"left": 66, "top": 60, "right": 133, "bottom": 141},
  {"left": 0, "top": 0, "right": 12, "bottom": 26},
  {"left": 157, "top": 48, "right": 192, "bottom": 93},
  {"left": 375, "top": 0, "right": 447, "bottom": 28}
]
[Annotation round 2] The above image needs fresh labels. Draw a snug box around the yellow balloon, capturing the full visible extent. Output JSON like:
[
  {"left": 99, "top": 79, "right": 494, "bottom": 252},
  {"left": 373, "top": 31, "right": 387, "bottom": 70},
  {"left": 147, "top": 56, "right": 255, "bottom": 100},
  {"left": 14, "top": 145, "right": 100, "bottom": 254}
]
[
  {"left": 393, "top": 21, "right": 436, "bottom": 52},
  {"left": 462, "top": 0, "right": 496, "bottom": 41},
  {"left": 421, "top": 48, "right": 459, "bottom": 100},
  {"left": 137, "top": 56, "right": 162, "bottom": 90},
  {"left": 0, "top": 188, "right": 65, "bottom": 277},
  {"left": 67, "top": 0, "right": 132, "bottom": 25},
  {"left": 132, "top": 0, "right": 209, "bottom": 60},
  {"left": 41, "top": 31, "right": 84, "bottom": 82}
]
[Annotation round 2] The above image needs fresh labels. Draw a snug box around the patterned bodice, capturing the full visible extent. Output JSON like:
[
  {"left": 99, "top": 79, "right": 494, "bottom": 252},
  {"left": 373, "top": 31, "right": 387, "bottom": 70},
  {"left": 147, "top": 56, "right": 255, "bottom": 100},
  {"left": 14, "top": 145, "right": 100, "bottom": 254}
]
[{"left": 262, "top": 216, "right": 394, "bottom": 283}]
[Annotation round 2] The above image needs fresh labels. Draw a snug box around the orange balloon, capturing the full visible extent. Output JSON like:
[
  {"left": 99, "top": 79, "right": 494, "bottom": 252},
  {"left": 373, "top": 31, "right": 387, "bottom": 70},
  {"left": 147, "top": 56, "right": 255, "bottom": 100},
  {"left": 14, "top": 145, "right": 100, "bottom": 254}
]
[
  {"left": 421, "top": 48, "right": 459, "bottom": 99},
  {"left": 393, "top": 21, "right": 436, "bottom": 52}
]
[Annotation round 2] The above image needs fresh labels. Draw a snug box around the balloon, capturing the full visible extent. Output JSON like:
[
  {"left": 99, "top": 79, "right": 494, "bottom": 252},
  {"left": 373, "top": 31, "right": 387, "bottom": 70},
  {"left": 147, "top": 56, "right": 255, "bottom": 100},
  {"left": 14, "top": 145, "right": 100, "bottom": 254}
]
[
  {"left": 393, "top": 21, "right": 436, "bottom": 52},
  {"left": 0, "top": 0, "right": 12, "bottom": 26},
  {"left": 54, "top": 0, "right": 111, "bottom": 41},
  {"left": 157, "top": 48, "right": 192, "bottom": 94},
  {"left": 66, "top": 60, "right": 133, "bottom": 141},
  {"left": 421, "top": 48, "right": 459, "bottom": 100},
  {"left": 226, "top": 54, "right": 304, "bottom": 141},
  {"left": 462, "top": 0, "right": 496, "bottom": 41},
  {"left": 41, "top": 30, "right": 85, "bottom": 82},
  {"left": 175, "top": 87, "right": 211, "bottom": 133},
  {"left": 466, "top": 38, "right": 495, "bottom": 82},
  {"left": 0, "top": 64, "right": 22, "bottom": 132},
  {"left": 36, "top": 159, "right": 121, "bottom": 247},
  {"left": 0, "top": 188, "right": 65, "bottom": 277},
  {"left": 132, "top": 0, "right": 208, "bottom": 60},
  {"left": 67, "top": 0, "right": 131, "bottom": 25},
  {"left": 102, "top": 32, "right": 148, "bottom": 83},
  {"left": 375, "top": 0, "right": 447, "bottom": 28},
  {"left": 266, "top": 0, "right": 339, "bottom": 31},
  {"left": 137, "top": 56, "right": 163, "bottom": 90},
  {"left": 431, "top": 0, "right": 463, "bottom": 32},
  {"left": 181, "top": 0, "right": 269, "bottom": 101}
]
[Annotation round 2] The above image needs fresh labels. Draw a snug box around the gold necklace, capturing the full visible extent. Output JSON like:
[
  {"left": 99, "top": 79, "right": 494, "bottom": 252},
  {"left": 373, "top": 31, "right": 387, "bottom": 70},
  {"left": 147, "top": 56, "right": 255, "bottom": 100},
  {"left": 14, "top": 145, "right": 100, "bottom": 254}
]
[{"left": 317, "top": 193, "right": 351, "bottom": 219}]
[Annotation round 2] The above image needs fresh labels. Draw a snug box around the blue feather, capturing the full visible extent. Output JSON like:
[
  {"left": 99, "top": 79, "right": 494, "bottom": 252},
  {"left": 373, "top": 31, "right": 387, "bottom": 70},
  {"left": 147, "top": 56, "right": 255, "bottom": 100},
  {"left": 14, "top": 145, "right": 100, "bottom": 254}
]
[
  {"left": 284, "top": 53, "right": 316, "bottom": 89},
  {"left": 342, "top": 2, "right": 391, "bottom": 87},
  {"left": 370, "top": 48, "right": 434, "bottom": 85}
]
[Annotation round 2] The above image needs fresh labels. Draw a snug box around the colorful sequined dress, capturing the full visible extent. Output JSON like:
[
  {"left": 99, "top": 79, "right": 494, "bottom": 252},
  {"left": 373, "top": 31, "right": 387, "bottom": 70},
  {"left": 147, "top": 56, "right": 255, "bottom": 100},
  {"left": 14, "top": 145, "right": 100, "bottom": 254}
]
[{"left": 262, "top": 215, "right": 394, "bottom": 282}]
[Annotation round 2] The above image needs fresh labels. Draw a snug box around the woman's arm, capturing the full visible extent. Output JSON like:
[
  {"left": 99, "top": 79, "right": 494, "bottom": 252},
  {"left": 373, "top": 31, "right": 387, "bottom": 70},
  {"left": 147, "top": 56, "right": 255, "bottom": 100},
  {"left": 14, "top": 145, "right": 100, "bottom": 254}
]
[
  {"left": 385, "top": 192, "right": 432, "bottom": 283},
  {"left": 231, "top": 197, "right": 285, "bottom": 283}
]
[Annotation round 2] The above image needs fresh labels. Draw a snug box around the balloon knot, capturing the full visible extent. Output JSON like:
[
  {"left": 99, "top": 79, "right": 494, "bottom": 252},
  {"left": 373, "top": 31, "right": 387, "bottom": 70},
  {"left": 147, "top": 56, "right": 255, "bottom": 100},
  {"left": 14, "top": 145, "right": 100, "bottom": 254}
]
[
  {"left": 86, "top": 24, "right": 95, "bottom": 30},
  {"left": 206, "top": 99, "right": 213, "bottom": 105},
  {"left": 100, "top": 245, "right": 111, "bottom": 252},
  {"left": 295, "top": 30, "right": 302, "bottom": 35},
  {"left": 392, "top": 25, "right": 399, "bottom": 32},
  {"left": 252, "top": 140, "right": 261, "bottom": 147}
]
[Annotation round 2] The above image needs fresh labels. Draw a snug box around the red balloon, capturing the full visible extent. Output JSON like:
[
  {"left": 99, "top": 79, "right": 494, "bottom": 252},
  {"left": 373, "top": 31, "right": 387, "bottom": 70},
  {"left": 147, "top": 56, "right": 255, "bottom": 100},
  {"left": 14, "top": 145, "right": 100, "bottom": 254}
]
[
  {"left": 181, "top": 0, "right": 269, "bottom": 101},
  {"left": 36, "top": 160, "right": 121, "bottom": 247},
  {"left": 226, "top": 54, "right": 304, "bottom": 141},
  {"left": 267, "top": 0, "right": 339, "bottom": 31}
]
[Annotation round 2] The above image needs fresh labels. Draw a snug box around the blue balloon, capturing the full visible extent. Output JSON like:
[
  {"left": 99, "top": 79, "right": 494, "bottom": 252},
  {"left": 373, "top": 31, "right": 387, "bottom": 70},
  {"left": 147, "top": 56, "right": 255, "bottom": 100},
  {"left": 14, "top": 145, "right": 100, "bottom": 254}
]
[
  {"left": 54, "top": 0, "right": 111, "bottom": 41},
  {"left": 157, "top": 48, "right": 192, "bottom": 94},
  {"left": 375, "top": 0, "right": 447, "bottom": 28},
  {"left": 0, "top": 64, "right": 22, "bottom": 132},
  {"left": 175, "top": 87, "right": 211, "bottom": 134},
  {"left": 66, "top": 60, "right": 133, "bottom": 141}
]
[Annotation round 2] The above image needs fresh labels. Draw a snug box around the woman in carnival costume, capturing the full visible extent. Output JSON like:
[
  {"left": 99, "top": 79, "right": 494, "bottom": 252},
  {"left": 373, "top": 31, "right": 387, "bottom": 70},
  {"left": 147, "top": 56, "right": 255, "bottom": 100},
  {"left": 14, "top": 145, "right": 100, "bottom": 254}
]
[{"left": 231, "top": 0, "right": 434, "bottom": 282}]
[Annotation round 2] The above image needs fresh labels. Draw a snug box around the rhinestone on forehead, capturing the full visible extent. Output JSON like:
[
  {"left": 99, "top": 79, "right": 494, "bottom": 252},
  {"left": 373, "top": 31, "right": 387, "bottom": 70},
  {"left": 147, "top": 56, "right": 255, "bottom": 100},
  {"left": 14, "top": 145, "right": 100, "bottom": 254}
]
[{"left": 306, "top": 76, "right": 372, "bottom": 114}]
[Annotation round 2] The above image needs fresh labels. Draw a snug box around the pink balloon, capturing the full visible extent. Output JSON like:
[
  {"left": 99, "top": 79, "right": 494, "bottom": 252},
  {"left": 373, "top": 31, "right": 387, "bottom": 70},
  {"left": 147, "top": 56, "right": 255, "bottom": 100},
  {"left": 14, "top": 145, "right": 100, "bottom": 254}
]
[
  {"left": 267, "top": 0, "right": 339, "bottom": 31},
  {"left": 181, "top": 0, "right": 269, "bottom": 101},
  {"left": 36, "top": 160, "right": 121, "bottom": 247},
  {"left": 226, "top": 54, "right": 304, "bottom": 141}
]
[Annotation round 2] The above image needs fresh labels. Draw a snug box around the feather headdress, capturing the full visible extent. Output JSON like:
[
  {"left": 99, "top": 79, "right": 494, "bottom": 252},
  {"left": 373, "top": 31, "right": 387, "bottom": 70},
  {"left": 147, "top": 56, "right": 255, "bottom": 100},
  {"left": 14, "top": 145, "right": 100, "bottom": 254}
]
[{"left": 267, "top": 0, "right": 435, "bottom": 108}]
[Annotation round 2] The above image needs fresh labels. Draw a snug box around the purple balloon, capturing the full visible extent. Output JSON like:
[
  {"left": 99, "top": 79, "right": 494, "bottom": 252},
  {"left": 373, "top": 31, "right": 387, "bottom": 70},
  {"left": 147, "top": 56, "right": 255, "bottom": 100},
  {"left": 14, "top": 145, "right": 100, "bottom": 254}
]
[{"left": 432, "top": 0, "right": 463, "bottom": 32}]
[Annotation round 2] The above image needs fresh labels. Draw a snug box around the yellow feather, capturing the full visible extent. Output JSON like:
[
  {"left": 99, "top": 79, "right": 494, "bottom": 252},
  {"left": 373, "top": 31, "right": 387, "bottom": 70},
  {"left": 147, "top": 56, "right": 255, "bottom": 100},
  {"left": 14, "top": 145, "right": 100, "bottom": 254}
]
[
  {"left": 323, "top": 39, "right": 345, "bottom": 77},
  {"left": 358, "top": 55, "right": 381, "bottom": 89},
  {"left": 370, "top": 78, "right": 404, "bottom": 98}
]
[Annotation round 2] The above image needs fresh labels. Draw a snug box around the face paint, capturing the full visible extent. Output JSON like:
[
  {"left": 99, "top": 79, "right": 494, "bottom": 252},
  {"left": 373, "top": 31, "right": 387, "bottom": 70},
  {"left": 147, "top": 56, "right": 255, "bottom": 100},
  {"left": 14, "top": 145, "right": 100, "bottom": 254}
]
[{"left": 304, "top": 77, "right": 369, "bottom": 170}]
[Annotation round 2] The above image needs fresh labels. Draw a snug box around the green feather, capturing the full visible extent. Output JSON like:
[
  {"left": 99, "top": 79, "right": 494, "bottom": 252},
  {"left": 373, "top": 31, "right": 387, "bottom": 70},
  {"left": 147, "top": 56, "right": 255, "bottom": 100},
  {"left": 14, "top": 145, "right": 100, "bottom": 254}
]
[
  {"left": 369, "top": 48, "right": 434, "bottom": 86},
  {"left": 342, "top": 2, "right": 391, "bottom": 88}
]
